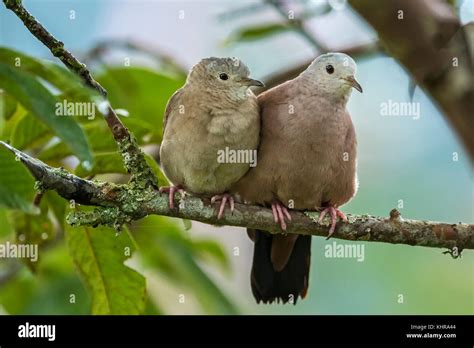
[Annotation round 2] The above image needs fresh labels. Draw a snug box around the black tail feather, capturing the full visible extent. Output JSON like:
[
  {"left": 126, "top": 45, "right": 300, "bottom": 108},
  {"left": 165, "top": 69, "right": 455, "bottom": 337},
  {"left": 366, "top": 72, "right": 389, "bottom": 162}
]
[{"left": 250, "top": 229, "right": 311, "bottom": 304}]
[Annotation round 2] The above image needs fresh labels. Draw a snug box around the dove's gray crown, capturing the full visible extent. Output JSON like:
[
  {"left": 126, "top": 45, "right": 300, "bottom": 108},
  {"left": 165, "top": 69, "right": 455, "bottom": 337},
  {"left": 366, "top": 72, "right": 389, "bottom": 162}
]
[
  {"left": 308, "top": 52, "right": 357, "bottom": 73},
  {"left": 197, "top": 57, "right": 251, "bottom": 77}
]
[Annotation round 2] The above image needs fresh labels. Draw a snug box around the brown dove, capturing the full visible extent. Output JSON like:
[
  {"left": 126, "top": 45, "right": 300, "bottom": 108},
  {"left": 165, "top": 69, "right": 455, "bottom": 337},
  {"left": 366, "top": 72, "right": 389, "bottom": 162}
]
[
  {"left": 232, "top": 52, "right": 362, "bottom": 304},
  {"left": 160, "top": 57, "right": 263, "bottom": 218}
]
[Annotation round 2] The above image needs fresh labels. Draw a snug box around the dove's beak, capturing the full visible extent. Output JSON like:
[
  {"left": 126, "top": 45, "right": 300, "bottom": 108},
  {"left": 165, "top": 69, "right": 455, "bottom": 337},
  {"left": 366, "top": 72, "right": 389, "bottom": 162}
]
[
  {"left": 241, "top": 77, "right": 265, "bottom": 87},
  {"left": 345, "top": 76, "right": 363, "bottom": 93}
]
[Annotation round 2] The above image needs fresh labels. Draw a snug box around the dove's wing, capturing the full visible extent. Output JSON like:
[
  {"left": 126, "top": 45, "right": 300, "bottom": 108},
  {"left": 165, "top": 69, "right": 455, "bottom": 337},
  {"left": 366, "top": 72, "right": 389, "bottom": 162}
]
[{"left": 163, "top": 87, "right": 184, "bottom": 135}]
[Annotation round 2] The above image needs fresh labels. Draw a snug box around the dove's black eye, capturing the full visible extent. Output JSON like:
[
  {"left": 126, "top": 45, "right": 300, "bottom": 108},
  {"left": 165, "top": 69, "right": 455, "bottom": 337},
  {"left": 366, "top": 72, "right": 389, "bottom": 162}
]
[
  {"left": 219, "top": 73, "right": 229, "bottom": 81},
  {"left": 326, "top": 64, "right": 334, "bottom": 74}
]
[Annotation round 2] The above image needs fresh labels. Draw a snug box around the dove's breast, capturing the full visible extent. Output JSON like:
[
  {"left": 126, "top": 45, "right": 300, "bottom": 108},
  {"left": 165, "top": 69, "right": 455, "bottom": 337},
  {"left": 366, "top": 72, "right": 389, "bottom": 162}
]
[
  {"left": 161, "top": 94, "right": 260, "bottom": 195},
  {"left": 235, "top": 86, "right": 357, "bottom": 210},
  {"left": 283, "top": 101, "right": 357, "bottom": 209},
  {"left": 276, "top": 97, "right": 357, "bottom": 209}
]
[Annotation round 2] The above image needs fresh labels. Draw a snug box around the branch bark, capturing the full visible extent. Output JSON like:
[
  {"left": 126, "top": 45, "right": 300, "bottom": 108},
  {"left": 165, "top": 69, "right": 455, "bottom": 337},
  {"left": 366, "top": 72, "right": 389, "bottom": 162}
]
[
  {"left": 2, "top": 141, "right": 473, "bottom": 251},
  {"left": 349, "top": 0, "right": 474, "bottom": 161}
]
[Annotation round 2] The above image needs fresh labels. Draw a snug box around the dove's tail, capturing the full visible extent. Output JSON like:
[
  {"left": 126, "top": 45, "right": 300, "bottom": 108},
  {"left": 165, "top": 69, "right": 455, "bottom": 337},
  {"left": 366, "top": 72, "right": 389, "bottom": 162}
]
[{"left": 248, "top": 229, "right": 311, "bottom": 304}]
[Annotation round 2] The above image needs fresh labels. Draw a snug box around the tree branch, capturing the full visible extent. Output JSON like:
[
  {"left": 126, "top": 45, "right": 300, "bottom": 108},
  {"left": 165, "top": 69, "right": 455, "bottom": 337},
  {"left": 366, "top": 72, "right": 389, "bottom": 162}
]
[
  {"left": 349, "top": 0, "right": 474, "bottom": 161},
  {"left": 2, "top": 0, "right": 158, "bottom": 188},
  {"left": 2, "top": 142, "right": 472, "bottom": 251}
]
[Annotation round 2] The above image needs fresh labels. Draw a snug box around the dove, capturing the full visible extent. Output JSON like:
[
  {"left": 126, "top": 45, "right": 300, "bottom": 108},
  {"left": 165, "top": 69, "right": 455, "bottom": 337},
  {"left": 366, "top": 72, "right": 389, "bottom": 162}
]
[
  {"left": 160, "top": 57, "right": 263, "bottom": 218},
  {"left": 233, "top": 52, "right": 362, "bottom": 304}
]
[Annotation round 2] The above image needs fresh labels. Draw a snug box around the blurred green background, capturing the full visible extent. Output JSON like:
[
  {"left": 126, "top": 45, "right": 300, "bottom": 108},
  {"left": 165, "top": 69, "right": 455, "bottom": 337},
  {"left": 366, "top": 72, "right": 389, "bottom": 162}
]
[{"left": 0, "top": 0, "right": 472, "bottom": 315}]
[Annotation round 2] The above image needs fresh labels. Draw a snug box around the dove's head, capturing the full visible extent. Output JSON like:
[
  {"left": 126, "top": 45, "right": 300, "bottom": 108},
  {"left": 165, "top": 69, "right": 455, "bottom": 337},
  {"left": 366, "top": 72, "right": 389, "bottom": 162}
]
[
  {"left": 303, "top": 52, "right": 362, "bottom": 99},
  {"left": 188, "top": 57, "right": 264, "bottom": 100}
]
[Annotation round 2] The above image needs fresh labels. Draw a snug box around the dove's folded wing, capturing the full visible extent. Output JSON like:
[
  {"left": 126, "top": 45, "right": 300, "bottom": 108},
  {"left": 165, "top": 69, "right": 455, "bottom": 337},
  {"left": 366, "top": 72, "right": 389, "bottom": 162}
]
[{"left": 163, "top": 87, "right": 185, "bottom": 135}]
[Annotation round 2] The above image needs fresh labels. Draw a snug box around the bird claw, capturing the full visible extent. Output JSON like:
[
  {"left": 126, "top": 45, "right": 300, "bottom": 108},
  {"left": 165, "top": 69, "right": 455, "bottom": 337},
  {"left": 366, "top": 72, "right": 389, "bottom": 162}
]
[
  {"left": 159, "top": 185, "right": 185, "bottom": 209},
  {"left": 211, "top": 194, "right": 234, "bottom": 219},
  {"left": 271, "top": 200, "right": 292, "bottom": 231},
  {"left": 317, "top": 206, "right": 347, "bottom": 239}
]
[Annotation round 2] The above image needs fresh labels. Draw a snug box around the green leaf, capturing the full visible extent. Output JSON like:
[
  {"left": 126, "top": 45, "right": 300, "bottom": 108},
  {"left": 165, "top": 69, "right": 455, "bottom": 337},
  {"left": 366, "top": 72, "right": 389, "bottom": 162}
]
[
  {"left": 192, "top": 239, "right": 231, "bottom": 274},
  {"left": 0, "top": 48, "right": 98, "bottom": 101},
  {"left": 11, "top": 113, "right": 50, "bottom": 150},
  {"left": 39, "top": 121, "right": 115, "bottom": 161},
  {"left": 75, "top": 152, "right": 126, "bottom": 177},
  {"left": 0, "top": 90, "right": 18, "bottom": 120},
  {"left": 97, "top": 67, "right": 184, "bottom": 141},
  {"left": 44, "top": 190, "right": 67, "bottom": 228},
  {"left": 8, "top": 207, "right": 55, "bottom": 271},
  {"left": 135, "top": 216, "right": 237, "bottom": 314},
  {"left": 65, "top": 224, "right": 146, "bottom": 314},
  {"left": 173, "top": 251, "right": 237, "bottom": 313},
  {"left": 0, "top": 99, "right": 4, "bottom": 135},
  {"left": 0, "top": 145, "right": 37, "bottom": 214},
  {"left": 182, "top": 219, "right": 192, "bottom": 231},
  {"left": 75, "top": 151, "right": 168, "bottom": 186},
  {"left": 0, "top": 63, "right": 92, "bottom": 162},
  {"left": 0, "top": 208, "right": 14, "bottom": 238},
  {"left": 37, "top": 141, "right": 73, "bottom": 162},
  {"left": 1, "top": 102, "right": 26, "bottom": 141},
  {"left": 0, "top": 91, "right": 20, "bottom": 137},
  {"left": 0, "top": 269, "right": 37, "bottom": 314},
  {"left": 144, "top": 154, "right": 169, "bottom": 186},
  {"left": 39, "top": 118, "right": 152, "bottom": 162},
  {"left": 144, "top": 297, "right": 163, "bottom": 315},
  {"left": 9, "top": 209, "right": 55, "bottom": 247},
  {"left": 0, "top": 245, "right": 91, "bottom": 314},
  {"left": 224, "top": 23, "right": 294, "bottom": 45}
]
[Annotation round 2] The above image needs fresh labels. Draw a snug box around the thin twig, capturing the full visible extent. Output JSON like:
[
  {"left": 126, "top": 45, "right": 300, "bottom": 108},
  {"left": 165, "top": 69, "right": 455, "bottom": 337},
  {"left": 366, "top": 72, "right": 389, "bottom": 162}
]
[{"left": 266, "top": 0, "right": 323, "bottom": 50}]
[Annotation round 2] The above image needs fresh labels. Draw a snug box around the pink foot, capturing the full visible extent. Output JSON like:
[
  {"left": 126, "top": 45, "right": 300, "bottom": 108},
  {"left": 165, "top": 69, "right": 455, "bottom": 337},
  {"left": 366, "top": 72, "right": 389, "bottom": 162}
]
[
  {"left": 271, "top": 200, "right": 292, "bottom": 231},
  {"left": 159, "top": 185, "right": 185, "bottom": 209},
  {"left": 318, "top": 206, "right": 347, "bottom": 239},
  {"left": 211, "top": 193, "right": 235, "bottom": 219}
]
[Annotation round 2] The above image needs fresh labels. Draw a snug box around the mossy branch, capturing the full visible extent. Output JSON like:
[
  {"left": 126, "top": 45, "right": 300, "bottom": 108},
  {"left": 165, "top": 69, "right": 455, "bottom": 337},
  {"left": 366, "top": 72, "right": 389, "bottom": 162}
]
[{"left": 2, "top": 141, "right": 473, "bottom": 253}]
